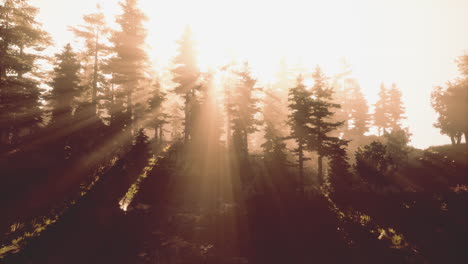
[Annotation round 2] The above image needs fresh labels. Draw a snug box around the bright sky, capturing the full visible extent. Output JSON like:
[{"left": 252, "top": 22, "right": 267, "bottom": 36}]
[{"left": 32, "top": 0, "right": 468, "bottom": 149}]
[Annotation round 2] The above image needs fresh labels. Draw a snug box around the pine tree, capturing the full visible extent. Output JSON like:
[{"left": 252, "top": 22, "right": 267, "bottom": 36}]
[
  {"left": 347, "top": 79, "right": 370, "bottom": 138},
  {"left": 171, "top": 26, "right": 201, "bottom": 143},
  {"left": 0, "top": 0, "right": 51, "bottom": 145},
  {"left": 384, "top": 128, "right": 411, "bottom": 167},
  {"left": 46, "top": 44, "right": 81, "bottom": 158},
  {"left": 387, "top": 83, "right": 405, "bottom": 130},
  {"left": 147, "top": 77, "right": 168, "bottom": 145},
  {"left": 308, "top": 66, "right": 346, "bottom": 185},
  {"left": 330, "top": 60, "right": 353, "bottom": 138},
  {"left": 220, "top": 61, "right": 237, "bottom": 148},
  {"left": 128, "top": 128, "right": 152, "bottom": 168},
  {"left": 262, "top": 121, "right": 288, "bottom": 165},
  {"left": 270, "top": 58, "right": 294, "bottom": 131},
  {"left": 108, "top": 0, "right": 148, "bottom": 133},
  {"left": 287, "top": 74, "right": 312, "bottom": 193},
  {"left": 328, "top": 143, "right": 353, "bottom": 194},
  {"left": 192, "top": 71, "right": 223, "bottom": 145},
  {"left": 228, "top": 61, "right": 261, "bottom": 158},
  {"left": 373, "top": 83, "right": 390, "bottom": 136},
  {"left": 263, "top": 84, "right": 285, "bottom": 134},
  {"left": 70, "top": 5, "right": 110, "bottom": 112},
  {"left": 262, "top": 82, "right": 288, "bottom": 165},
  {"left": 49, "top": 44, "right": 81, "bottom": 125}
]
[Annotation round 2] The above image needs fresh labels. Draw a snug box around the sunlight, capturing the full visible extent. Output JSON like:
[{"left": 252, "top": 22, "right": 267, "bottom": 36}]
[
  {"left": 2, "top": 0, "right": 468, "bottom": 262},
  {"left": 139, "top": 0, "right": 355, "bottom": 83},
  {"left": 32, "top": 0, "right": 468, "bottom": 148}
]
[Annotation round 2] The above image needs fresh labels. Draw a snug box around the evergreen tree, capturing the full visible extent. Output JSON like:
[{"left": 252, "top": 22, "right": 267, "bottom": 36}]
[
  {"left": 168, "top": 101, "right": 184, "bottom": 140},
  {"left": 49, "top": 44, "right": 81, "bottom": 125},
  {"left": 347, "top": 79, "right": 370, "bottom": 138},
  {"left": 330, "top": 60, "right": 353, "bottom": 138},
  {"left": 384, "top": 128, "right": 411, "bottom": 167},
  {"left": 46, "top": 44, "right": 81, "bottom": 159},
  {"left": 373, "top": 83, "right": 390, "bottom": 136},
  {"left": 0, "top": 0, "right": 51, "bottom": 145},
  {"left": 127, "top": 128, "right": 152, "bottom": 169},
  {"left": 262, "top": 121, "right": 288, "bottom": 165},
  {"left": 228, "top": 61, "right": 261, "bottom": 158},
  {"left": 270, "top": 58, "right": 294, "bottom": 132},
  {"left": 262, "top": 81, "right": 289, "bottom": 165},
  {"left": 328, "top": 143, "right": 353, "bottom": 194},
  {"left": 171, "top": 26, "right": 201, "bottom": 143},
  {"left": 108, "top": 0, "right": 148, "bottom": 133},
  {"left": 387, "top": 83, "right": 405, "bottom": 130},
  {"left": 220, "top": 61, "right": 237, "bottom": 148},
  {"left": 308, "top": 66, "right": 346, "bottom": 184},
  {"left": 70, "top": 5, "right": 110, "bottom": 112},
  {"left": 287, "top": 74, "right": 312, "bottom": 193},
  {"left": 192, "top": 71, "right": 223, "bottom": 145},
  {"left": 147, "top": 77, "right": 168, "bottom": 145}
]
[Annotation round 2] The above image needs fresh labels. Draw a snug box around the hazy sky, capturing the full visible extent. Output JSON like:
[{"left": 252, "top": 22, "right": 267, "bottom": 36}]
[{"left": 31, "top": 0, "right": 468, "bottom": 149}]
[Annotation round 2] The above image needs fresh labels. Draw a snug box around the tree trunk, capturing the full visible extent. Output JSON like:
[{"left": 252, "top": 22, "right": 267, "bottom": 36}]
[
  {"left": 154, "top": 125, "right": 159, "bottom": 144},
  {"left": 318, "top": 155, "right": 323, "bottom": 185},
  {"left": 456, "top": 133, "right": 462, "bottom": 144},
  {"left": 450, "top": 135, "right": 456, "bottom": 145},
  {"left": 243, "top": 129, "right": 248, "bottom": 158},
  {"left": 159, "top": 124, "right": 164, "bottom": 145},
  {"left": 109, "top": 81, "right": 115, "bottom": 126},
  {"left": 184, "top": 93, "right": 190, "bottom": 143},
  {"left": 92, "top": 30, "right": 99, "bottom": 114},
  {"left": 127, "top": 87, "right": 133, "bottom": 135},
  {"left": 298, "top": 144, "right": 304, "bottom": 196}
]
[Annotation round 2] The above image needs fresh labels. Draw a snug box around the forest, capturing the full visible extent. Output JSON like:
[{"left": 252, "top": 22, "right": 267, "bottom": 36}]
[{"left": 1, "top": 0, "right": 468, "bottom": 263}]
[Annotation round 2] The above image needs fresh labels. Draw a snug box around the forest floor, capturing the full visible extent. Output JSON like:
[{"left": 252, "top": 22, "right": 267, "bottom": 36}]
[{"left": 1, "top": 143, "right": 468, "bottom": 264}]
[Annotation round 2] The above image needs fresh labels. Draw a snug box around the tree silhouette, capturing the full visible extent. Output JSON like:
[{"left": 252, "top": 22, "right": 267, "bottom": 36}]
[
  {"left": 374, "top": 83, "right": 390, "bottom": 136},
  {"left": 384, "top": 128, "right": 411, "bottom": 168},
  {"left": 128, "top": 128, "right": 152, "bottom": 168},
  {"left": 0, "top": 0, "right": 51, "bottom": 146},
  {"left": 270, "top": 58, "right": 294, "bottom": 134},
  {"left": 328, "top": 142, "right": 353, "bottom": 194},
  {"left": 262, "top": 83, "right": 288, "bottom": 164},
  {"left": 46, "top": 44, "right": 82, "bottom": 158},
  {"left": 108, "top": 0, "right": 148, "bottom": 134},
  {"left": 330, "top": 60, "right": 353, "bottom": 138},
  {"left": 171, "top": 26, "right": 201, "bottom": 144},
  {"left": 228, "top": 61, "right": 261, "bottom": 158},
  {"left": 347, "top": 78, "right": 370, "bottom": 138},
  {"left": 308, "top": 66, "right": 345, "bottom": 184},
  {"left": 49, "top": 44, "right": 82, "bottom": 125},
  {"left": 287, "top": 74, "right": 311, "bottom": 193},
  {"left": 147, "top": 77, "right": 168, "bottom": 146},
  {"left": 355, "top": 141, "right": 391, "bottom": 186},
  {"left": 432, "top": 53, "right": 468, "bottom": 144},
  {"left": 387, "top": 83, "right": 406, "bottom": 130},
  {"left": 262, "top": 121, "right": 288, "bottom": 165},
  {"left": 69, "top": 5, "right": 110, "bottom": 114}
]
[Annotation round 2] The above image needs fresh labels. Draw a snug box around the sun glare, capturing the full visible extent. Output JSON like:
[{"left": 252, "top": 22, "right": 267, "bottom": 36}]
[
  {"left": 30, "top": 0, "right": 468, "bottom": 148},
  {"left": 2, "top": 0, "right": 468, "bottom": 262}
]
